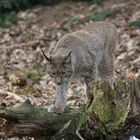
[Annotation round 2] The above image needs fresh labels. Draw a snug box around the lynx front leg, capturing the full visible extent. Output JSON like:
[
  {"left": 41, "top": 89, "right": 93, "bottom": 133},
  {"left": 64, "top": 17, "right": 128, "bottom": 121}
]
[
  {"left": 48, "top": 84, "right": 68, "bottom": 113},
  {"left": 84, "top": 61, "right": 99, "bottom": 108},
  {"left": 98, "top": 53, "right": 115, "bottom": 89},
  {"left": 84, "top": 76, "right": 96, "bottom": 108}
]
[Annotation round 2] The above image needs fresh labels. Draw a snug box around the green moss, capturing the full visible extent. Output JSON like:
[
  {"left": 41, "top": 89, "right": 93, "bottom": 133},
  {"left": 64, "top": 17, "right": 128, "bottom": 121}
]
[
  {"left": 88, "top": 9, "right": 118, "bottom": 21},
  {"left": 92, "top": 0, "right": 105, "bottom": 5},
  {"left": 129, "top": 19, "right": 140, "bottom": 28},
  {"left": 8, "top": 68, "right": 44, "bottom": 95},
  {"left": 0, "top": 0, "right": 59, "bottom": 27},
  {"left": 64, "top": 107, "right": 78, "bottom": 114},
  {"left": 0, "top": 12, "right": 19, "bottom": 27},
  {"left": 21, "top": 85, "right": 35, "bottom": 95},
  {"left": 89, "top": 81, "right": 130, "bottom": 134},
  {"left": 0, "top": 0, "right": 59, "bottom": 12},
  {"left": 88, "top": 11, "right": 106, "bottom": 21},
  {"left": 8, "top": 68, "right": 43, "bottom": 85},
  {"left": 69, "top": 16, "right": 81, "bottom": 25},
  {"left": 24, "top": 69, "right": 41, "bottom": 81},
  {"left": 8, "top": 72, "right": 26, "bottom": 86}
]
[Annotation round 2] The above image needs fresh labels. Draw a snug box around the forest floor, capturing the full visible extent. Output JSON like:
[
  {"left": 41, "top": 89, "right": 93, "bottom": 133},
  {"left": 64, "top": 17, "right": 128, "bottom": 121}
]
[{"left": 0, "top": 0, "right": 140, "bottom": 121}]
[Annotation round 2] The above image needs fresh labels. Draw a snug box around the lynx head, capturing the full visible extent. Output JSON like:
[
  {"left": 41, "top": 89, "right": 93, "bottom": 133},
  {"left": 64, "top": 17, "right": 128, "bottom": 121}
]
[{"left": 42, "top": 50, "right": 73, "bottom": 85}]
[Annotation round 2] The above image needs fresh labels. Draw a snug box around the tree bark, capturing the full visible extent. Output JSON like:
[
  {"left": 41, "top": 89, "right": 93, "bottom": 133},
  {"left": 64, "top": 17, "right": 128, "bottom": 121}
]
[{"left": 0, "top": 77, "right": 140, "bottom": 140}]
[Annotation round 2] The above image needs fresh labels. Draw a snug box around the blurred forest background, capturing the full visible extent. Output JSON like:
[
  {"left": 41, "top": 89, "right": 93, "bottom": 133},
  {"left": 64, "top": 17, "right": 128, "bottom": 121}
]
[{"left": 0, "top": 0, "right": 140, "bottom": 139}]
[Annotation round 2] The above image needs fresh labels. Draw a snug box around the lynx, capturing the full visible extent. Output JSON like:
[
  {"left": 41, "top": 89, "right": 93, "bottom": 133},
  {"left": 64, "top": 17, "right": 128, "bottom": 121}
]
[{"left": 42, "top": 21, "right": 117, "bottom": 113}]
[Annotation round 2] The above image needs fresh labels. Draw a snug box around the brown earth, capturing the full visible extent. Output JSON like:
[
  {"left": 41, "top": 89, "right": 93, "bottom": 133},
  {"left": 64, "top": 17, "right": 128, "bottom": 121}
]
[{"left": 0, "top": 0, "right": 140, "bottom": 115}]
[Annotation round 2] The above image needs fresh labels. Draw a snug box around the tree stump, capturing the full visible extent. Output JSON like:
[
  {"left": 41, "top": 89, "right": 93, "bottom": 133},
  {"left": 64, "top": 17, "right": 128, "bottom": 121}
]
[{"left": 0, "top": 77, "right": 140, "bottom": 139}]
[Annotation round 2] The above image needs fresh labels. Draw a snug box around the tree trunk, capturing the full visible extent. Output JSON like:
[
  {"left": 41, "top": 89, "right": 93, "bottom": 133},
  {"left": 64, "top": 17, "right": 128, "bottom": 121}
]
[{"left": 0, "top": 77, "right": 140, "bottom": 140}]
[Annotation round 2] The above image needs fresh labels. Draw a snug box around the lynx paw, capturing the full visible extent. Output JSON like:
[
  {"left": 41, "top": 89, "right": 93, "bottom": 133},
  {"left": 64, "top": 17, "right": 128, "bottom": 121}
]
[
  {"left": 48, "top": 105, "right": 64, "bottom": 114},
  {"left": 48, "top": 105, "right": 55, "bottom": 113}
]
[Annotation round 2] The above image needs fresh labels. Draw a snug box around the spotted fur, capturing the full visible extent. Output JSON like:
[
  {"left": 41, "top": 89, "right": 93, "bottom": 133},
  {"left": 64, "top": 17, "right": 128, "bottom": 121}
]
[{"left": 43, "top": 21, "right": 117, "bottom": 113}]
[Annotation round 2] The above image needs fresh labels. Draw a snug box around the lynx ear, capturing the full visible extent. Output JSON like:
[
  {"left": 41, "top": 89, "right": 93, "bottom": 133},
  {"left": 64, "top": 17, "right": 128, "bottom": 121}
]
[
  {"left": 41, "top": 50, "right": 52, "bottom": 63},
  {"left": 63, "top": 51, "right": 72, "bottom": 64}
]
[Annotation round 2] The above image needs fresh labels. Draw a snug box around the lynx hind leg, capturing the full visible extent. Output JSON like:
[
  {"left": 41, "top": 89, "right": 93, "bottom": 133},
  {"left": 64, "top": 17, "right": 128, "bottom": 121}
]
[
  {"left": 84, "top": 60, "right": 100, "bottom": 105},
  {"left": 84, "top": 77, "right": 95, "bottom": 108},
  {"left": 98, "top": 53, "right": 114, "bottom": 89}
]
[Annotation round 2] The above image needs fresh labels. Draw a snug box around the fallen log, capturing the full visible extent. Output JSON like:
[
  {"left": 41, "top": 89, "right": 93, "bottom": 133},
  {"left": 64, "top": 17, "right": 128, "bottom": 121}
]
[{"left": 0, "top": 77, "right": 140, "bottom": 140}]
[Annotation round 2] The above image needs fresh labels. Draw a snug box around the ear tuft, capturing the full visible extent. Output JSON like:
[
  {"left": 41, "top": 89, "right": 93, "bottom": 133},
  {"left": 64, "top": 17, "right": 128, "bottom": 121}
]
[
  {"left": 41, "top": 50, "right": 51, "bottom": 62},
  {"left": 63, "top": 51, "right": 72, "bottom": 63}
]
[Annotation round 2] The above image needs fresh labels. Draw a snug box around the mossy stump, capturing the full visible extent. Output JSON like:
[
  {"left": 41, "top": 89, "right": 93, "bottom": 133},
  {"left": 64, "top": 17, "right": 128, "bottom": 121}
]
[{"left": 0, "top": 78, "right": 140, "bottom": 139}]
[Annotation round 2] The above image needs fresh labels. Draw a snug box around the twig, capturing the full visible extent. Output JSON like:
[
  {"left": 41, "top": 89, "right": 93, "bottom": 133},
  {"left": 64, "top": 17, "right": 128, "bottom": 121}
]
[
  {"left": 76, "top": 129, "right": 85, "bottom": 140},
  {"left": 0, "top": 89, "right": 25, "bottom": 103}
]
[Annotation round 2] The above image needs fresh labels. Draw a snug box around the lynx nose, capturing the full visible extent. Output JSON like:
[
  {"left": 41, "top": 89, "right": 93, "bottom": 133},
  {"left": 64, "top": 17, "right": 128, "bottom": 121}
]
[
  {"left": 57, "top": 82, "right": 61, "bottom": 85},
  {"left": 56, "top": 78, "right": 62, "bottom": 85}
]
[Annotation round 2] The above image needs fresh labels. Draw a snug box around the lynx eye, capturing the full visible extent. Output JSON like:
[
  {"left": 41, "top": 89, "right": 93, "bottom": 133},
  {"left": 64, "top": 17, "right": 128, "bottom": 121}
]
[
  {"left": 51, "top": 72, "right": 55, "bottom": 75},
  {"left": 62, "top": 72, "right": 67, "bottom": 75},
  {"left": 48, "top": 72, "right": 55, "bottom": 77}
]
